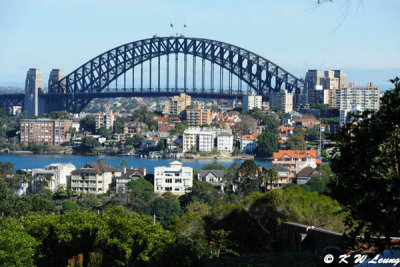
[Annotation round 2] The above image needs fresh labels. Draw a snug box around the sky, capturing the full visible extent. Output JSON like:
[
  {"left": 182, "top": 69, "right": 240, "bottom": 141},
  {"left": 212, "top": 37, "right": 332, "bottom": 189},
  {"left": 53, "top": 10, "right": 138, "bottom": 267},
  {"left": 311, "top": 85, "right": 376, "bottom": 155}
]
[{"left": 0, "top": 0, "right": 399, "bottom": 91}]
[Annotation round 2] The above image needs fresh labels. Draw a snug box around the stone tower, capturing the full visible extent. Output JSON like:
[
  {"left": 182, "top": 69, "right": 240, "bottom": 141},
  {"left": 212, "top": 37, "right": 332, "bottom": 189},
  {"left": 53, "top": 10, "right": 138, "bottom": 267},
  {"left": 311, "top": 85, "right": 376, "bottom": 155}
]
[
  {"left": 48, "top": 69, "right": 65, "bottom": 93},
  {"left": 24, "top": 68, "right": 44, "bottom": 117}
]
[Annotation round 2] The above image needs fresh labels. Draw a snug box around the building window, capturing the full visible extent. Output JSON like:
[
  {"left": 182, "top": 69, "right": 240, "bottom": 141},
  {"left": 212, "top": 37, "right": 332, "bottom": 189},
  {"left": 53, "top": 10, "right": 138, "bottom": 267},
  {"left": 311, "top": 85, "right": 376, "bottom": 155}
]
[
  {"left": 175, "top": 179, "right": 182, "bottom": 183},
  {"left": 166, "top": 179, "right": 172, "bottom": 183},
  {"left": 165, "top": 187, "right": 172, "bottom": 191}
]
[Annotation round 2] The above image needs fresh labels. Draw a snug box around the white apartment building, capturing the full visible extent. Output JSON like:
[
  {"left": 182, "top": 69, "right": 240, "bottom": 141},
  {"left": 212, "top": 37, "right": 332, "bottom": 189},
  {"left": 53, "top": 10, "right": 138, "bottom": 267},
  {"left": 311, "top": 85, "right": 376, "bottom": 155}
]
[
  {"left": 154, "top": 161, "right": 193, "bottom": 195},
  {"left": 269, "top": 89, "right": 293, "bottom": 113},
  {"left": 217, "top": 133, "right": 234, "bottom": 153},
  {"left": 198, "top": 132, "right": 214, "bottom": 152},
  {"left": 183, "top": 127, "right": 232, "bottom": 153},
  {"left": 242, "top": 93, "right": 262, "bottom": 111},
  {"left": 70, "top": 161, "right": 121, "bottom": 194},
  {"left": 240, "top": 134, "right": 258, "bottom": 153},
  {"left": 23, "top": 163, "right": 76, "bottom": 194}
]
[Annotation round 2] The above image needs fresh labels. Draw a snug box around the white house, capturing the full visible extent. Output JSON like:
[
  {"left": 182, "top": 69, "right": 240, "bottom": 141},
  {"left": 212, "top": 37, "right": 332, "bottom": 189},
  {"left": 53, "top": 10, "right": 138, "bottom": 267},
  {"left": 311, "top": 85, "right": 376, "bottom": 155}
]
[
  {"left": 199, "top": 170, "right": 226, "bottom": 191},
  {"left": 154, "top": 161, "right": 193, "bottom": 195},
  {"left": 240, "top": 134, "right": 259, "bottom": 153},
  {"left": 70, "top": 161, "right": 121, "bottom": 194},
  {"left": 30, "top": 163, "right": 76, "bottom": 194}
]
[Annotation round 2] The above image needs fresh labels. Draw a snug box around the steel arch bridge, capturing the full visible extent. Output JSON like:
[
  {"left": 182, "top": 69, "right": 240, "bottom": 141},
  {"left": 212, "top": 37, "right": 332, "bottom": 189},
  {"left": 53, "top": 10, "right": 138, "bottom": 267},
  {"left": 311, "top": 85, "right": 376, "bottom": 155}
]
[{"left": 46, "top": 36, "right": 304, "bottom": 113}]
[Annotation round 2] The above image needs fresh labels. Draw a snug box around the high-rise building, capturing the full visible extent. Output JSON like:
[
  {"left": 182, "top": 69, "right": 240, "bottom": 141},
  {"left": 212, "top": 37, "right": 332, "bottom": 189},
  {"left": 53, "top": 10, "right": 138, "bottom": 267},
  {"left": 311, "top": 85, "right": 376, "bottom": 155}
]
[
  {"left": 269, "top": 89, "right": 293, "bottom": 113},
  {"left": 164, "top": 93, "right": 191, "bottom": 115},
  {"left": 186, "top": 104, "right": 211, "bottom": 126},
  {"left": 48, "top": 69, "right": 65, "bottom": 93},
  {"left": 20, "top": 118, "right": 73, "bottom": 146},
  {"left": 242, "top": 92, "right": 262, "bottom": 111},
  {"left": 333, "top": 70, "right": 347, "bottom": 89},
  {"left": 322, "top": 71, "right": 339, "bottom": 90},
  {"left": 332, "top": 82, "right": 380, "bottom": 111},
  {"left": 24, "top": 68, "right": 44, "bottom": 117},
  {"left": 93, "top": 112, "right": 115, "bottom": 130},
  {"left": 305, "top": 70, "right": 323, "bottom": 90}
]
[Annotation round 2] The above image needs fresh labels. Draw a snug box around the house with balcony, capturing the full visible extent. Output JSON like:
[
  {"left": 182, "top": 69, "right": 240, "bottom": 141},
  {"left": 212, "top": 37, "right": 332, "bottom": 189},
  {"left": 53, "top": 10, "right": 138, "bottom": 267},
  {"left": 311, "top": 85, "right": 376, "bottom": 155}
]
[
  {"left": 116, "top": 168, "right": 146, "bottom": 193},
  {"left": 272, "top": 150, "right": 322, "bottom": 180},
  {"left": 240, "top": 134, "right": 259, "bottom": 153},
  {"left": 70, "top": 161, "right": 121, "bottom": 194},
  {"left": 154, "top": 161, "right": 193, "bottom": 195}
]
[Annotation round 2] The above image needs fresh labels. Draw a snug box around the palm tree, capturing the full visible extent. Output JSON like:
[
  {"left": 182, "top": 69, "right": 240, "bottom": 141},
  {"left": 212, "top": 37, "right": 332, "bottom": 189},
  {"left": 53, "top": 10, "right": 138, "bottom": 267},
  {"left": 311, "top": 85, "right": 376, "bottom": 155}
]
[
  {"left": 262, "top": 167, "right": 279, "bottom": 191},
  {"left": 120, "top": 160, "right": 127, "bottom": 173}
]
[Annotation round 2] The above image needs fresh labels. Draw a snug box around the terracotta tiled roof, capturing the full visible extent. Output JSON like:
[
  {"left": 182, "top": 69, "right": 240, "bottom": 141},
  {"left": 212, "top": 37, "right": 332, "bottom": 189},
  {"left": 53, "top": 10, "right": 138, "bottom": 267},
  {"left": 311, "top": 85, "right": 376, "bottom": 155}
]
[
  {"left": 272, "top": 150, "right": 318, "bottom": 159},
  {"left": 241, "top": 133, "right": 259, "bottom": 141},
  {"left": 119, "top": 168, "right": 145, "bottom": 179}
]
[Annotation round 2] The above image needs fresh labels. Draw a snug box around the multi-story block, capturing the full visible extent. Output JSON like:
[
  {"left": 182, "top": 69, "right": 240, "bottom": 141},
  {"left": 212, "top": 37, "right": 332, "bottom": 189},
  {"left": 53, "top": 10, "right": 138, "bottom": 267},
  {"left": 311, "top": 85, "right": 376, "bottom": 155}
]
[
  {"left": 28, "top": 163, "right": 76, "bottom": 194},
  {"left": 70, "top": 161, "right": 121, "bottom": 194},
  {"left": 269, "top": 89, "right": 293, "bottom": 113},
  {"left": 272, "top": 150, "right": 322, "bottom": 179},
  {"left": 242, "top": 92, "right": 262, "bottom": 111},
  {"left": 186, "top": 104, "right": 211, "bottom": 126},
  {"left": 20, "top": 118, "right": 73, "bottom": 146},
  {"left": 240, "top": 133, "right": 259, "bottom": 153},
  {"left": 154, "top": 161, "right": 193, "bottom": 195},
  {"left": 198, "top": 132, "right": 214, "bottom": 152},
  {"left": 164, "top": 93, "right": 191, "bottom": 115},
  {"left": 93, "top": 112, "right": 114, "bottom": 130},
  {"left": 217, "top": 133, "right": 234, "bottom": 153}
]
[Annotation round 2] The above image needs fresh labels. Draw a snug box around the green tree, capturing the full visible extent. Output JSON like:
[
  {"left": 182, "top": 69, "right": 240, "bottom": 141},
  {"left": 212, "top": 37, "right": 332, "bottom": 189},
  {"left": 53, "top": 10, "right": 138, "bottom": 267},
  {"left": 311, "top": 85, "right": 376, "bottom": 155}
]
[
  {"left": 262, "top": 167, "right": 279, "bottom": 191},
  {"left": 148, "top": 193, "right": 183, "bottom": 227},
  {"left": 305, "top": 127, "right": 320, "bottom": 142},
  {"left": 80, "top": 115, "right": 96, "bottom": 133},
  {"left": 286, "top": 133, "right": 306, "bottom": 150},
  {"left": 179, "top": 180, "right": 223, "bottom": 207},
  {"left": 79, "top": 137, "right": 100, "bottom": 153},
  {"left": 329, "top": 77, "right": 400, "bottom": 252},
  {"left": 169, "top": 122, "right": 187, "bottom": 135},
  {"left": 43, "top": 110, "right": 72, "bottom": 120},
  {"left": 201, "top": 162, "right": 227, "bottom": 171},
  {"left": 255, "top": 130, "right": 280, "bottom": 158},
  {"left": 125, "top": 178, "right": 156, "bottom": 213},
  {"left": 263, "top": 114, "right": 280, "bottom": 133},
  {"left": 0, "top": 219, "right": 38, "bottom": 267},
  {"left": 113, "top": 116, "right": 126, "bottom": 134},
  {"left": 98, "top": 126, "right": 111, "bottom": 139},
  {"left": 125, "top": 134, "right": 144, "bottom": 148}
]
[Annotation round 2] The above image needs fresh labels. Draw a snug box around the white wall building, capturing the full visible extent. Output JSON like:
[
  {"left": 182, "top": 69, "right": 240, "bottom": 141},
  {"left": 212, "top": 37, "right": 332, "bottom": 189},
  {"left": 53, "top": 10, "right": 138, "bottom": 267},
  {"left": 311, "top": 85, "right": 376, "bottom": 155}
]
[
  {"left": 240, "top": 134, "right": 258, "bottom": 153},
  {"left": 242, "top": 92, "right": 262, "bottom": 111},
  {"left": 217, "top": 133, "right": 234, "bottom": 153},
  {"left": 154, "top": 161, "right": 193, "bottom": 195},
  {"left": 198, "top": 132, "right": 214, "bottom": 152},
  {"left": 21, "top": 163, "right": 76, "bottom": 195}
]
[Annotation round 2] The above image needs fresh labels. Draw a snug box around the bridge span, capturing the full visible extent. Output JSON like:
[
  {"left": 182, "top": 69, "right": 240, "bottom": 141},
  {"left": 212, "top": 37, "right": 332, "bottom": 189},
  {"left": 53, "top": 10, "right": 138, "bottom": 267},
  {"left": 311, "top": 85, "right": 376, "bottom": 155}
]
[{"left": 0, "top": 36, "right": 305, "bottom": 114}]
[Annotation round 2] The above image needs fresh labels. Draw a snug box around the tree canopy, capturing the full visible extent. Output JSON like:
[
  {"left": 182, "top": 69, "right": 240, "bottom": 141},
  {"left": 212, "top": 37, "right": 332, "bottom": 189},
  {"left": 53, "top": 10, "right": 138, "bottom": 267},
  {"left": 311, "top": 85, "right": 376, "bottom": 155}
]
[{"left": 329, "top": 78, "right": 400, "bottom": 252}]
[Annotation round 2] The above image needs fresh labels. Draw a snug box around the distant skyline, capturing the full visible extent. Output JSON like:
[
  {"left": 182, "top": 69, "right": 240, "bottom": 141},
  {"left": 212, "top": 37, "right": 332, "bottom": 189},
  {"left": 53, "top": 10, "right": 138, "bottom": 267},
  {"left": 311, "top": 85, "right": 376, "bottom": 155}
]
[{"left": 0, "top": 0, "right": 399, "bottom": 91}]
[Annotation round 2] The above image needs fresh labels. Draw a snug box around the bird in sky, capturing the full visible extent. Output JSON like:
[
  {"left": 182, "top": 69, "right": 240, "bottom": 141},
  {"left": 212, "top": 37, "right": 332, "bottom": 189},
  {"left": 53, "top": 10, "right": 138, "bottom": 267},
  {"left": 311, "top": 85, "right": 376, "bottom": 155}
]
[
  {"left": 170, "top": 23, "right": 173, "bottom": 28},
  {"left": 184, "top": 24, "right": 187, "bottom": 28}
]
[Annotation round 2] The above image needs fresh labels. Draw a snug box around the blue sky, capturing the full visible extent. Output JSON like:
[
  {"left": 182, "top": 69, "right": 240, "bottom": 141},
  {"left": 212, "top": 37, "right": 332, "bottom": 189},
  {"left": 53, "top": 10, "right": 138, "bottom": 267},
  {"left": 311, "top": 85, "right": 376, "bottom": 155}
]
[{"left": 0, "top": 0, "right": 399, "bottom": 91}]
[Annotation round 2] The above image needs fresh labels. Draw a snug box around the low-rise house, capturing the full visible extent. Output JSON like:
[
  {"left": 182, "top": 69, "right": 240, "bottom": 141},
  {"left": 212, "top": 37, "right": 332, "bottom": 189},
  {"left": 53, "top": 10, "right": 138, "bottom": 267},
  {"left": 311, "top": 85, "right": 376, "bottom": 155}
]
[
  {"left": 295, "top": 117, "right": 320, "bottom": 129},
  {"left": 116, "top": 168, "right": 146, "bottom": 193},
  {"left": 240, "top": 134, "right": 259, "bottom": 153},
  {"left": 199, "top": 169, "right": 226, "bottom": 191},
  {"left": 296, "top": 166, "right": 325, "bottom": 185},
  {"left": 154, "top": 161, "right": 193, "bottom": 195},
  {"left": 272, "top": 150, "right": 322, "bottom": 179},
  {"left": 70, "top": 161, "right": 121, "bottom": 194}
]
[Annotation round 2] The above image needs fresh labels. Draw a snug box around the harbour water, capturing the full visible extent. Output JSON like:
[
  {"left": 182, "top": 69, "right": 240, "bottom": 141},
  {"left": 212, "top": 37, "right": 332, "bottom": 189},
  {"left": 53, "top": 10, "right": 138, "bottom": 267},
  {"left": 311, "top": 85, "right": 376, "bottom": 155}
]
[{"left": 0, "top": 154, "right": 271, "bottom": 172}]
